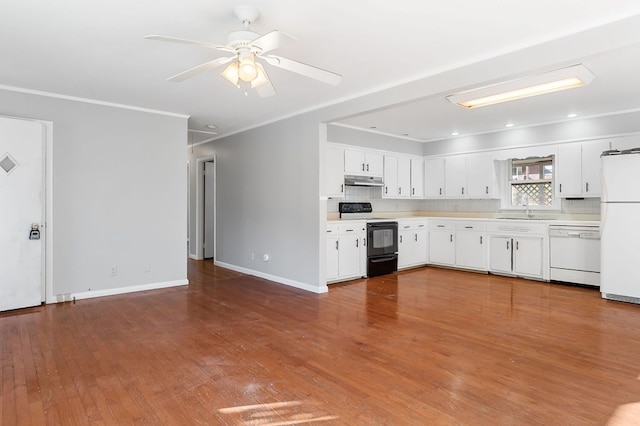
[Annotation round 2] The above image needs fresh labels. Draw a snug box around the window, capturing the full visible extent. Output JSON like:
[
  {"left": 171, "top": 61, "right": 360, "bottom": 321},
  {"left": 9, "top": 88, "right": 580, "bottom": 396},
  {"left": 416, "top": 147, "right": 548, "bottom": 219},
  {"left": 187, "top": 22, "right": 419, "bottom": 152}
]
[{"left": 509, "top": 156, "right": 554, "bottom": 207}]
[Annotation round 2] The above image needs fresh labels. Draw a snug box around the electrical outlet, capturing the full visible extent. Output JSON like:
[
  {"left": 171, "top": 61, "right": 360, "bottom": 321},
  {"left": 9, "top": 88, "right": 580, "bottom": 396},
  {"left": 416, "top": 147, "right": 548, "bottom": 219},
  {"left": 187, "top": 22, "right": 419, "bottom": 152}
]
[{"left": 109, "top": 266, "right": 117, "bottom": 277}]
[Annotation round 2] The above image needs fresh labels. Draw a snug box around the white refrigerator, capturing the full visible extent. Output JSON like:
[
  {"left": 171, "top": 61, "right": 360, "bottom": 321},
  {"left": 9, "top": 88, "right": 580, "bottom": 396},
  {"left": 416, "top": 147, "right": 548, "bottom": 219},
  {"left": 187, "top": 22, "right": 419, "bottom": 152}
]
[{"left": 601, "top": 150, "right": 640, "bottom": 303}]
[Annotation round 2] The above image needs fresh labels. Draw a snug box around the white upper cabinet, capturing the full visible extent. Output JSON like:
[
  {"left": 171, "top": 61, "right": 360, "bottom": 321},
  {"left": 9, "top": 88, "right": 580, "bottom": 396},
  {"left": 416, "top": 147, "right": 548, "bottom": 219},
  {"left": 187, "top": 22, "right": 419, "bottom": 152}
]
[
  {"left": 424, "top": 158, "right": 445, "bottom": 198},
  {"left": 326, "top": 145, "right": 345, "bottom": 198},
  {"left": 411, "top": 158, "right": 425, "bottom": 198},
  {"left": 383, "top": 154, "right": 422, "bottom": 199},
  {"left": 466, "top": 153, "right": 496, "bottom": 199},
  {"left": 444, "top": 155, "right": 467, "bottom": 198},
  {"left": 383, "top": 155, "right": 399, "bottom": 198},
  {"left": 344, "top": 148, "right": 383, "bottom": 176},
  {"left": 556, "top": 140, "right": 609, "bottom": 198}
]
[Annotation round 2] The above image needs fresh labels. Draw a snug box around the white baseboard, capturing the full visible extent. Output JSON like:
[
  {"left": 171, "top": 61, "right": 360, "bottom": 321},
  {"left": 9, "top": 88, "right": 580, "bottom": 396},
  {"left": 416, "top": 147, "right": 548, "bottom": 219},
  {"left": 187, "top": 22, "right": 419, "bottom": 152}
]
[
  {"left": 214, "top": 261, "right": 328, "bottom": 294},
  {"left": 52, "top": 279, "right": 189, "bottom": 303}
]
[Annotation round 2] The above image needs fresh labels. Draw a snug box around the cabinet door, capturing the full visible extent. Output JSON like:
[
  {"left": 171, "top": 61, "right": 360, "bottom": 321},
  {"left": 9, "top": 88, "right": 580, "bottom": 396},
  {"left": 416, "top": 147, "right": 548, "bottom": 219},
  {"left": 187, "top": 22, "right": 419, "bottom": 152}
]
[
  {"left": 489, "top": 236, "right": 512, "bottom": 273},
  {"left": 445, "top": 155, "right": 467, "bottom": 197},
  {"left": 338, "top": 234, "right": 362, "bottom": 278},
  {"left": 466, "top": 153, "right": 494, "bottom": 199},
  {"left": 397, "top": 229, "right": 413, "bottom": 269},
  {"left": 556, "top": 143, "right": 582, "bottom": 197},
  {"left": 581, "top": 140, "right": 609, "bottom": 197},
  {"left": 411, "top": 158, "right": 424, "bottom": 198},
  {"left": 326, "top": 145, "right": 345, "bottom": 198},
  {"left": 397, "top": 156, "right": 411, "bottom": 198},
  {"left": 429, "top": 230, "right": 455, "bottom": 265},
  {"left": 455, "top": 232, "right": 486, "bottom": 270},
  {"left": 366, "top": 152, "right": 384, "bottom": 176},
  {"left": 383, "top": 155, "right": 398, "bottom": 198},
  {"left": 424, "top": 158, "right": 445, "bottom": 197},
  {"left": 344, "top": 149, "right": 366, "bottom": 175},
  {"left": 513, "top": 237, "right": 542, "bottom": 278},
  {"left": 414, "top": 228, "right": 428, "bottom": 264},
  {"left": 326, "top": 236, "right": 339, "bottom": 281}
]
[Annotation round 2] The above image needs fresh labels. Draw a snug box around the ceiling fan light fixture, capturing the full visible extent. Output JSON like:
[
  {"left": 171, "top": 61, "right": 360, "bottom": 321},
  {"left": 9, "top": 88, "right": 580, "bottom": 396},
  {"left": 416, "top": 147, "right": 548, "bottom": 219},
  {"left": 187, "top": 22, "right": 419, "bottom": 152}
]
[
  {"left": 238, "top": 57, "right": 258, "bottom": 82},
  {"left": 446, "top": 64, "right": 595, "bottom": 109},
  {"left": 251, "top": 62, "right": 269, "bottom": 88},
  {"left": 221, "top": 62, "right": 239, "bottom": 86}
]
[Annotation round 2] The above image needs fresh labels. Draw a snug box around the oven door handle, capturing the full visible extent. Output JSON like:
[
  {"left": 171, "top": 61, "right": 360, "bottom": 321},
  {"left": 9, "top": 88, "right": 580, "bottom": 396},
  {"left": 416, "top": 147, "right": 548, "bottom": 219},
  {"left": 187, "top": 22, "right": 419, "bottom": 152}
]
[{"left": 370, "top": 256, "right": 397, "bottom": 263}]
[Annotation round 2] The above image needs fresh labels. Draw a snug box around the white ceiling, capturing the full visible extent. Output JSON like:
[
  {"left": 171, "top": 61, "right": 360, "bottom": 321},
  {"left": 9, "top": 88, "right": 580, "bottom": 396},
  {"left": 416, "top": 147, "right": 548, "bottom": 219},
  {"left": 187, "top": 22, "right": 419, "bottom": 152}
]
[{"left": 3, "top": 1, "right": 640, "bottom": 145}]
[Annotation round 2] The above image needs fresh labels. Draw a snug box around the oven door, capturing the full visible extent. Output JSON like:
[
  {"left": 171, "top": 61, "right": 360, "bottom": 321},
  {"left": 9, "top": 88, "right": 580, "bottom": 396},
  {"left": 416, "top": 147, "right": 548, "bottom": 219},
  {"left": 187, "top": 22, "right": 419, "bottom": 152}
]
[{"left": 367, "top": 222, "right": 398, "bottom": 257}]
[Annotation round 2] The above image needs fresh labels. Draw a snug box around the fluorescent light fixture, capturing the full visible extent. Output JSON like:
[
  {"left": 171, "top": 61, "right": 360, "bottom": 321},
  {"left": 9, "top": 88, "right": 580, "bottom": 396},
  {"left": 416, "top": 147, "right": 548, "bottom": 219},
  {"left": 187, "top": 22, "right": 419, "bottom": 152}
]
[
  {"left": 446, "top": 64, "right": 595, "bottom": 109},
  {"left": 450, "top": 131, "right": 460, "bottom": 136},
  {"left": 505, "top": 123, "right": 515, "bottom": 128},
  {"left": 567, "top": 113, "right": 578, "bottom": 118}
]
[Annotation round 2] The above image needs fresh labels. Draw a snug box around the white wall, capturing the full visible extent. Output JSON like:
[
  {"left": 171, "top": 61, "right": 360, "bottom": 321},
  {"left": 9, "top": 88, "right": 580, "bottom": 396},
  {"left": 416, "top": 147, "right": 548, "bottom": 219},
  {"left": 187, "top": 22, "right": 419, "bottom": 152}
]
[
  {"left": 0, "top": 88, "right": 188, "bottom": 301},
  {"left": 188, "top": 112, "right": 324, "bottom": 292}
]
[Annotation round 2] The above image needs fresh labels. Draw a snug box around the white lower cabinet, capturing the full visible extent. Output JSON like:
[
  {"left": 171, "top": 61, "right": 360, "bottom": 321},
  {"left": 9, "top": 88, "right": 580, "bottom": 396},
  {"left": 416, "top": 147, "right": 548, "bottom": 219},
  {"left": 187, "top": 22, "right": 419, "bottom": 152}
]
[
  {"left": 488, "top": 233, "right": 544, "bottom": 279},
  {"left": 428, "top": 222, "right": 456, "bottom": 266},
  {"left": 454, "top": 223, "right": 486, "bottom": 270},
  {"left": 429, "top": 221, "right": 487, "bottom": 270},
  {"left": 326, "top": 222, "right": 366, "bottom": 282},
  {"left": 398, "top": 220, "right": 428, "bottom": 269}
]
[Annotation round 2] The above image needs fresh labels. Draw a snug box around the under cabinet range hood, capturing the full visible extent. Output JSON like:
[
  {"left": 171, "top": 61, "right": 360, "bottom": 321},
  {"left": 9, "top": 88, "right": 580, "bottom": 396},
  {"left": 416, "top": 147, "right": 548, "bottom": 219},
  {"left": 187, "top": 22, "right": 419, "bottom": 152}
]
[{"left": 344, "top": 174, "right": 384, "bottom": 187}]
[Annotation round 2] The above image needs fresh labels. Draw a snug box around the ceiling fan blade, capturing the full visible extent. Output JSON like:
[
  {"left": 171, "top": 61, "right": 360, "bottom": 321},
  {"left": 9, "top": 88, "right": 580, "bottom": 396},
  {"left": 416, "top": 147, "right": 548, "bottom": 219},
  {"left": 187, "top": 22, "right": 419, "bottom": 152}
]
[
  {"left": 167, "top": 57, "right": 234, "bottom": 82},
  {"left": 144, "top": 34, "right": 224, "bottom": 51},
  {"left": 263, "top": 55, "right": 341, "bottom": 86},
  {"left": 250, "top": 30, "right": 294, "bottom": 54}
]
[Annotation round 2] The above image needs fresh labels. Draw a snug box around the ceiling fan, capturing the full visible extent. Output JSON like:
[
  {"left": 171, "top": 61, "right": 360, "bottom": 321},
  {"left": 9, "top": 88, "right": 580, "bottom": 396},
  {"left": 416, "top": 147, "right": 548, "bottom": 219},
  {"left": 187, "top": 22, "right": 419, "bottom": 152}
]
[{"left": 144, "top": 5, "right": 342, "bottom": 97}]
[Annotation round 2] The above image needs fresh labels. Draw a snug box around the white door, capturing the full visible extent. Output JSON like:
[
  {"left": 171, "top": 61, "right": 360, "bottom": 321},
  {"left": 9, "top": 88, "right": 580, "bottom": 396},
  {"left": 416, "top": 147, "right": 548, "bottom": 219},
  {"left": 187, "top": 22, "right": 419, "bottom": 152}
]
[
  {"left": 204, "top": 161, "right": 215, "bottom": 259},
  {"left": 0, "top": 117, "right": 44, "bottom": 311}
]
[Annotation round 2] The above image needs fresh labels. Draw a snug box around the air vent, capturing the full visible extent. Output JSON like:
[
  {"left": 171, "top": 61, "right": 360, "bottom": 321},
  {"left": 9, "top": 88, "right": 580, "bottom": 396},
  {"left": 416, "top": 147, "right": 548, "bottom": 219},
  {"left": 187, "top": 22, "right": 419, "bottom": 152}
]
[{"left": 0, "top": 153, "right": 18, "bottom": 174}]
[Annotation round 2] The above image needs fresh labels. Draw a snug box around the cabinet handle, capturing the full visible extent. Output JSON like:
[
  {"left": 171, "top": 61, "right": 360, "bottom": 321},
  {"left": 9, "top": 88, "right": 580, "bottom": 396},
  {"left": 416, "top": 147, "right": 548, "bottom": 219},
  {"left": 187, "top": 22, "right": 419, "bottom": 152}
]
[
  {"left": 341, "top": 184, "right": 344, "bottom": 193},
  {"left": 507, "top": 241, "right": 510, "bottom": 250},
  {"left": 486, "top": 186, "right": 489, "bottom": 194},
  {"left": 450, "top": 234, "right": 453, "bottom": 242},
  {"left": 356, "top": 239, "right": 359, "bottom": 248},
  {"left": 559, "top": 183, "right": 562, "bottom": 193},
  {"left": 586, "top": 182, "right": 589, "bottom": 192},
  {"left": 385, "top": 186, "right": 388, "bottom": 194},
  {"left": 400, "top": 235, "right": 403, "bottom": 243},
  {"left": 366, "top": 163, "right": 370, "bottom": 172},
  {"left": 439, "top": 188, "right": 442, "bottom": 195},
  {"left": 364, "top": 238, "right": 366, "bottom": 246},
  {"left": 414, "top": 233, "right": 418, "bottom": 241},
  {"left": 362, "top": 163, "right": 365, "bottom": 171},
  {"left": 336, "top": 240, "right": 339, "bottom": 250},
  {"left": 437, "top": 225, "right": 445, "bottom": 228},
  {"left": 412, "top": 188, "right": 415, "bottom": 195},
  {"left": 462, "top": 187, "right": 465, "bottom": 195},
  {"left": 480, "top": 236, "right": 483, "bottom": 244},
  {"left": 399, "top": 187, "right": 402, "bottom": 195},
  {"left": 516, "top": 241, "right": 519, "bottom": 250}
]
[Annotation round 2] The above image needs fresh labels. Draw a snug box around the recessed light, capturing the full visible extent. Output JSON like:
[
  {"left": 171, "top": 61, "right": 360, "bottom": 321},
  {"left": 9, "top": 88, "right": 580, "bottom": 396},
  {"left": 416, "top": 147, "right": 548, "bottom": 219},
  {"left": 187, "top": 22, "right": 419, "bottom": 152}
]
[
  {"left": 450, "top": 131, "right": 460, "bottom": 136},
  {"left": 205, "top": 124, "right": 217, "bottom": 129},
  {"left": 505, "top": 123, "right": 515, "bottom": 128},
  {"left": 567, "top": 113, "right": 578, "bottom": 118}
]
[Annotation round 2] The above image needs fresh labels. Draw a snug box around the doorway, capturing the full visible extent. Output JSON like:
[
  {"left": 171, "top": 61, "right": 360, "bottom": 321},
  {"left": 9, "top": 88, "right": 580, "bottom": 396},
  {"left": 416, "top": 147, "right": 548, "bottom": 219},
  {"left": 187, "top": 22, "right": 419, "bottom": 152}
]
[{"left": 204, "top": 160, "right": 215, "bottom": 259}]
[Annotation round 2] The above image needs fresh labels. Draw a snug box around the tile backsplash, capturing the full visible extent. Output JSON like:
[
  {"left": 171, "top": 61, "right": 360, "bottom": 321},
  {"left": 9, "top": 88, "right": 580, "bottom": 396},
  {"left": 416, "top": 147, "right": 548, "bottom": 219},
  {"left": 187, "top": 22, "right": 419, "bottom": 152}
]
[{"left": 327, "top": 186, "right": 601, "bottom": 216}]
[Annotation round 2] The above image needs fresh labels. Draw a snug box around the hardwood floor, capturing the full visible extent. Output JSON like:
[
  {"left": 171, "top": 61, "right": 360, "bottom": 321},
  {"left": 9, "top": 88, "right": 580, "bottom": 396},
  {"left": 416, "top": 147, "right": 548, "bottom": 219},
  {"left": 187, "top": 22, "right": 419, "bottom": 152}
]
[{"left": 3, "top": 260, "right": 640, "bottom": 425}]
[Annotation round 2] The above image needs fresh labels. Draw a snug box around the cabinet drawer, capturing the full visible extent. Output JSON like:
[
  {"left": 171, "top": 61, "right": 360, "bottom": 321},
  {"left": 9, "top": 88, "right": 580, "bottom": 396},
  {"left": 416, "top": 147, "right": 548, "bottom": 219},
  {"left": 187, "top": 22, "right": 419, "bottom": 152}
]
[
  {"left": 455, "top": 222, "right": 485, "bottom": 231},
  {"left": 338, "top": 222, "right": 365, "bottom": 234},
  {"left": 429, "top": 222, "right": 455, "bottom": 231},
  {"left": 399, "top": 220, "right": 427, "bottom": 231}
]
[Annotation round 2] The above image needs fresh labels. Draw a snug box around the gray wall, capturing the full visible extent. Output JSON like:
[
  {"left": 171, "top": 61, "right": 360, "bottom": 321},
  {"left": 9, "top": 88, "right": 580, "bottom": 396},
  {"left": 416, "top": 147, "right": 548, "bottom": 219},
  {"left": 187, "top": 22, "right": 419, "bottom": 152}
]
[
  {"left": 327, "top": 124, "right": 424, "bottom": 155},
  {"left": 0, "top": 88, "right": 188, "bottom": 299},
  {"left": 188, "top": 112, "right": 322, "bottom": 291}
]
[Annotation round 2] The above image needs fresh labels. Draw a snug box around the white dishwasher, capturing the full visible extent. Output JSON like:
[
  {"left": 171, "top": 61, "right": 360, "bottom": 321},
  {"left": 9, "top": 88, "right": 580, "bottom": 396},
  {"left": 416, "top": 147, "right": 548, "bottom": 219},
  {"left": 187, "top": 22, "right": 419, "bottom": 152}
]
[{"left": 549, "top": 225, "right": 600, "bottom": 286}]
